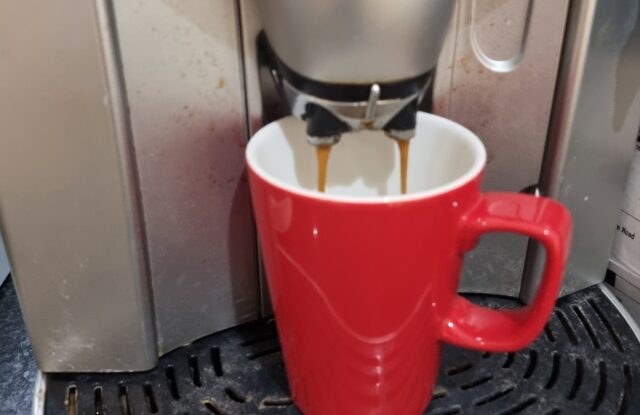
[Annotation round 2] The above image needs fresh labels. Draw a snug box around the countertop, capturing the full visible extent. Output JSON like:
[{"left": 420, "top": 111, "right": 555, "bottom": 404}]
[{"left": 0, "top": 276, "right": 37, "bottom": 415}]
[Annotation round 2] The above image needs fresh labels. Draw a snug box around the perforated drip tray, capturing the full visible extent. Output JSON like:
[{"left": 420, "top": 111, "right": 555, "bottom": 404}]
[{"left": 44, "top": 285, "right": 640, "bottom": 414}]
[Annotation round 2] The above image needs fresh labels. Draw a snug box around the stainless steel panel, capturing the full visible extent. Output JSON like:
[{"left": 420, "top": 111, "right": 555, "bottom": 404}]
[
  {"left": 0, "top": 0, "right": 157, "bottom": 371},
  {"left": 238, "top": 0, "right": 273, "bottom": 317},
  {"left": 259, "top": 0, "right": 454, "bottom": 83},
  {"left": 522, "top": 0, "right": 640, "bottom": 301},
  {"left": 112, "top": 0, "right": 259, "bottom": 353},
  {"left": 434, "top": 0, "right": 568, "bottom": 296}
]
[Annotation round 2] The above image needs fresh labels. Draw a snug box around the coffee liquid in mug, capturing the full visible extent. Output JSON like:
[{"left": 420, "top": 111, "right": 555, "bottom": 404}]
[
  {"left": 316, "top": 145, "right": 332, "bottom": 192},
  {"left": 315, "top": 140, "right": 409, "bottom": 194}
]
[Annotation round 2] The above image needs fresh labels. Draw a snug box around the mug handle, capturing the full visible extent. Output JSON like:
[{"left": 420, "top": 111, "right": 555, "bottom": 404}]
[{"left": 440, "top": 192, "right": 572, "bottom": 351}]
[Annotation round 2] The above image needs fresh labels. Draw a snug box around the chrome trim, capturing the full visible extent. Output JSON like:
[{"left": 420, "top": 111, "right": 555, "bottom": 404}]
[
  {"left": 31, "top": 371, "right": 46, "bottom": 415},
  {"left": 599, "top": 283, "right": 640, "bottom": 343}
]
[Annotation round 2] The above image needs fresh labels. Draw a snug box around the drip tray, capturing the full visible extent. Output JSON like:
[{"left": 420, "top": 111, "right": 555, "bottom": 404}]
[{"left": 43, "top": 285, "right": 640, "bottom": 414}]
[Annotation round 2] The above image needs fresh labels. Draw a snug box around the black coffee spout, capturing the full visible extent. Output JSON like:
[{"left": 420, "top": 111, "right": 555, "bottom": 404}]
[
  {"left": 384, "top": 99, "right": 419, "bottom": 140},
  {"left": 303, "top": 104, "right": 350, "bottom": 146}
]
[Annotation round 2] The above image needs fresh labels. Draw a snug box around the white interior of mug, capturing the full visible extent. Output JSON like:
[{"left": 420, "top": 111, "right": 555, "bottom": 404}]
[{"left": 246, "top": 112, "right": 486, "bottom": 202}]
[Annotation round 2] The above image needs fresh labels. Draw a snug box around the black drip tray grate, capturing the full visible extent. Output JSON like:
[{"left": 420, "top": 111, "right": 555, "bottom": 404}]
[{"left": 44, "top": 286, "right": 640, "bottom": 414}]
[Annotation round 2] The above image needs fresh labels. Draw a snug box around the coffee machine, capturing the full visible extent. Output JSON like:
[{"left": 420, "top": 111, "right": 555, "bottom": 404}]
[{"left": 1, "top": 0, "right": 639, "bottom": 385}]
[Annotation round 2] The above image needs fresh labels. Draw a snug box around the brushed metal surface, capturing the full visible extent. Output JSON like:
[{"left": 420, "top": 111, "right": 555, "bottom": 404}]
[
  {"left": 258, "top": 0, "right": 454, "bottom": 84},
  {"left": 238, "top": 0, "right": 264, "bottom": 136},
  {"left": 0, "top": 0, "right": 157, "bottom": 371},
  {"left": 238, "top": 0, "right": 274, "bottom": 318},
  {"left": 434, "top": 0, "right": 569, "bottom": 296},
  {"left": 112, "top": 0, "right": 259, "bottom": 354},
  {"left": 522, "top": 0, "right": 640, "bottom": 301}
]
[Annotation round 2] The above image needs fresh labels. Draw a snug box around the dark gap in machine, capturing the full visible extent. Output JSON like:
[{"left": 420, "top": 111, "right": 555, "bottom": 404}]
[
  {"left": 555, "top": 310, "right": 578, "bottom": 345},
  {"left": 572, "top": 305, "right": 600, "bottom": 349},
  {"left": 459, "top": 375, "right": 493, "bottom": 390},
  {"left": 590, "top": 361, "right": 607, "bottom": 411},
  {"left": 241, "top": 332, "right": 278, "bottom": 346},
  {"left": 589, "top": 299, "right": 625, "bottom": 352},
  {"left": 262, "top": 397, "right": 294, "bottom": 407},
  {"left": 246, "top": 346, "right": 281, "bottom": 360},
  {"left": 65, "top": 385, "right": 77, "bottom": 415},
  {"left": 566, "top": 358, "right": 584, "bottom": 400},
  {"left": 210, "top": 347, "right": 224, "bottom": 377},
  {"left": 497, "top": 396, "right": 537, "bottom": 415},
  {"left": 544, "top": 324, "right": 556, "bottom": 342},
  {"left": 523, "top": 349, "right": 538, "bottom": 379},
  {"left": 474, "top": 386, "right": 516, "bottom": 406},
  {"left": 118, "top": 383, "right": 132, "bottom": 415},
  {"left": 544, "top": 353, "right": 561, "bottom": 389},
  {"left": 446, "top": 362, "right": 473, "bottom": 376},
  {"left": 166, "top": 365, "right": 181, "bottom": 400},
  {"left": 143, "top": 382, "right": 159, "bottom": 413},
  {"left": 617, "top": 365, "right": 631, "bottom": 415},
  {"left": 503, "top": 353, "right": 515, "bottom": 369},
  {"left": 203, "top": 399, "right": 227, "bottom": 415},
  {"left": 225, "top": 387, "right": 248, "bottom": 403},
  {"left": 432, "top": 406, "right": 462, "bottom": 415},
  {"left": 188, "top": 354, "right": 202, "bottom": 387},
  {"left": 93, "top": 386, "right": 104, "bottom": 415}
]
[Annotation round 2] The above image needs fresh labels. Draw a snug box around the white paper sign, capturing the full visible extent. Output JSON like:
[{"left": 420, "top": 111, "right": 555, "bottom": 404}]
[{"left": 612, "top": 141, "right": 640, "bottom": 278}]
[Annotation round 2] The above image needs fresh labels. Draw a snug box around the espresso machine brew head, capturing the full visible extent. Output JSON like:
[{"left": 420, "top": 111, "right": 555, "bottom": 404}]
[{"left": 258, "top": 0, "right": 455, "bottom": 146}]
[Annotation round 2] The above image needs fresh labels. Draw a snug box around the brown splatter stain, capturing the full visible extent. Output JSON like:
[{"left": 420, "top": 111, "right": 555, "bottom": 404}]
[
  {"left": 460, "top": 54, "right": 472, "bottom": 75},
  {"left": 207, "top": 121, "right": 217, "bottom": 133},
  {"left": 218, "top": 77, "right": 226, "bottom": 89},
  {"left": 432, "top": 96, "right": 448, "bottom": 114},
  {"left": 487, "top": 150, "right": 496, "bottom": 164}
]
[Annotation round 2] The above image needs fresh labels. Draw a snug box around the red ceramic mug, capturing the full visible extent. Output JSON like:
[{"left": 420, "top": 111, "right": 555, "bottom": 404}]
[{"left": 246, "top": 112, "right": 572, "bottom": 415}]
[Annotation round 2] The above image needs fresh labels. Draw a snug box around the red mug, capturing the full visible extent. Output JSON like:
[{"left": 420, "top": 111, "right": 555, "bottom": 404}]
[{"left": 246, "top": 112, "right": 572, "bottom": 414}]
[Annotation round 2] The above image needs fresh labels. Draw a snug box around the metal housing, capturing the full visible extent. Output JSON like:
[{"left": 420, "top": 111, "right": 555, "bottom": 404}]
[
  {"left": 258, "top": 0, "right": 455, "bottom": 84},
  {"left": 0, "top": 0, "right": 259, "bottom": 371},
  {"left": 0, "top": 0, "right": 638, "bottom": 373}
]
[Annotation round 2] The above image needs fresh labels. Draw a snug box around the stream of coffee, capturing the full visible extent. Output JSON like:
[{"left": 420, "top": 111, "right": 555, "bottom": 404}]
[
  {"left": 396, "top": 139, "right": 410, "bottom": 194},
  {"left": 316, "top": 145, "right": 332, "bottom": 192},
  {"left": 316, "top": 140, "right": 410, "bottom": 194}
]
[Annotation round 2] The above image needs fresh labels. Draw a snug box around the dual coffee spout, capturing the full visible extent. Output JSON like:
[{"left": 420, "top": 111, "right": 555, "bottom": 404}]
[
  {"left": 266, "top": 56, "right": 430, "bottom": 147},
  {"left": 302, "top": 83, "right": 422, "bottom": 147},
  {"left": 258, "top": 0, "right": 455, "bottom": 147}
]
